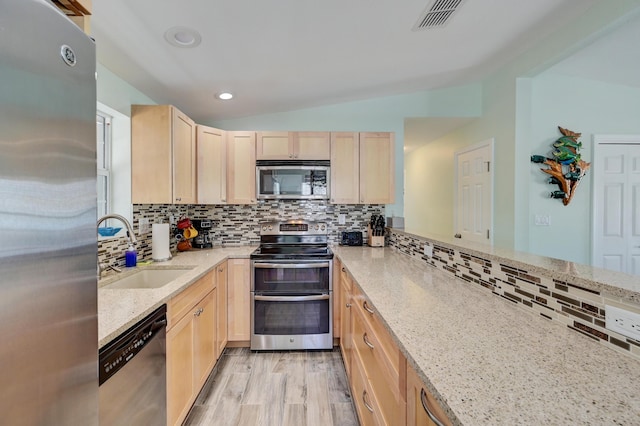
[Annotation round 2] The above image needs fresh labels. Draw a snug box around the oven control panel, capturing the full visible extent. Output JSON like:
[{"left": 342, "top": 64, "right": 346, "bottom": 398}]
[{"left": 260, "top": 220, "right": 327, "bottom": 235}]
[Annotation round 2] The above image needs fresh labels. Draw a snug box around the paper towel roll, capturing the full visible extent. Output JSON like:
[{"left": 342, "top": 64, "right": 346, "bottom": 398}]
[{"left": 152, "top": 223, "right": 171, "bottom": 261}]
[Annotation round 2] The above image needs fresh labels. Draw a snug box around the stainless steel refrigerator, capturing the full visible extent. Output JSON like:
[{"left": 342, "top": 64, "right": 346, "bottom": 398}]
[{"left": 0, "top": 1, "right": 98, "bottom": 424}]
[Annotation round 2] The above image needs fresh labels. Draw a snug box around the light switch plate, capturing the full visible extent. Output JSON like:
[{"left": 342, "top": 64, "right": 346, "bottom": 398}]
[
  {"left": 534, "top": 214, "right": 551, "bottom": 226},
  {"left": 338, "top": 214, "right": 346, "bottom": 225},
  {"left": 423, "top": 244, "right": 433, "bottom": 257}
]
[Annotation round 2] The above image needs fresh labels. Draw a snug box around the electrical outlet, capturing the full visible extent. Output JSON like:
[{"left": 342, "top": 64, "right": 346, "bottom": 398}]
[
  {"left": 338, "top": 214, "right": 346, "bottom": 225},
  {"left": 139, "top": 218, "right": 150, "bottom": 235},
  {"left": 605, "top": 304, "right": 640, "bottom": 340},
  {"left": 423, "top": 244, "right": 433, "bottom": 257}
]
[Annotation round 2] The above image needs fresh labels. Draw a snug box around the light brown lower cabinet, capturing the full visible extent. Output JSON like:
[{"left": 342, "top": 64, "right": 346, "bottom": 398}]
[
  {"left": 166, "top": 271, "right": 217, "bottom": 426},
  {"left": 340, "top": 264, "right": 406, "bottom": 425},
  {"left": 216, "top": 261, "right": 228, "bottom": 356},
  {"left": 406, "top": 363, "right": 452, "bottom": 426},
  {"left": 227, "top": 258, "right": 251, "bottom": 342},
  {"left": 338, "top": 263, "right": 353, "bottom": 378}
]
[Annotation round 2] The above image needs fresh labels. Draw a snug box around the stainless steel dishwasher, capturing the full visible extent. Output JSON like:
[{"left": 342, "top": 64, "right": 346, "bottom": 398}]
[{"left": 99, "top": 305, "right": 167, "bottom": 425}]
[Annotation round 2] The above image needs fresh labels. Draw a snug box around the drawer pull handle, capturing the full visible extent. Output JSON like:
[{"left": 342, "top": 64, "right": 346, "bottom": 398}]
[
  {"left": 420, "top": 388, "right": 446, "bottom": 426},
  {"left": 363, "top": 333, "right": 374, "bottom": 350},
  {"left": 363, "top": 301, "right": 375, "bottom": 315},
  {"left": 362, "top": 390, "right": 374, "bottom": 413}
]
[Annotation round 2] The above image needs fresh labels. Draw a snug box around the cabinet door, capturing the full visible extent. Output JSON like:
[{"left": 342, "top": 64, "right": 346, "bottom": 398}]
[
  {"left": 359, "top": 132, "right": 395, "bottom": 204},
  {"left": 227, "top": 131, "right": 256, "bottom": 204},
  {"left": 339, "top": 268, "right": 353, "bottom": 378},
  {"left": 333, "top": 259, "right": 342, "bottom": 339},
  {"left": 227, "top": 258, "right": 251, "bottom": 341},
  {"left": 293, "top": 131, "right": 331, "bottom": 160},
  {"left": 197, "top": 125, "right": 227, "bottom": 204},
  {"left": 216, "top": 261, "right": 228, "bottom": 357},
  {"left": 131, "top": 104, "right": 172, "bottom": 204},
  {"left": 330, "top": 132, "right": 360, "bottom": 204},
  {"left": 172, "top": 107, "right": 197, "bottom": 204},
  {"left": 194, "top": 289, "right": 216, "bottom": 391},
  {"left": 256, "top": 131, "right": 292, "bottom": 159},
  {"left": 407, "top": 363, "right": 451, "bottom": 426},
  {"left": 167, "top": 311, "right": 194, "bottom": 426}
]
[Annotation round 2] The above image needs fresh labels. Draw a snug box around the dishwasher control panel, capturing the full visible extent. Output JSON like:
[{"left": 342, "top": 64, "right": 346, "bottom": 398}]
[{"left": 98, "top": 304, "right": 167, "bottom": 386}]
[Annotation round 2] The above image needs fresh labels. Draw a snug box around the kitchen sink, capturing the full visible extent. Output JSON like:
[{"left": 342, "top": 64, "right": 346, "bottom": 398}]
[{"left": 102, "top": 267, "right": 195, "bottom": 290}]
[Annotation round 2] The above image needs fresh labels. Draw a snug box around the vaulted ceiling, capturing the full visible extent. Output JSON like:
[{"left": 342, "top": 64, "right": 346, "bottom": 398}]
[{"left": 92, "top": 0, "right": 599, "bottom": 123}]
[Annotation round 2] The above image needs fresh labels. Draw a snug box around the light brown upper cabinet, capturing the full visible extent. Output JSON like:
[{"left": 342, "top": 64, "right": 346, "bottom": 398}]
[
  {"left": 226, "top": 131, "right": 256, "bottom": 204},
  {"left": 131, "top": 105, "right": 197, "bottom": 205},
  {"left": 256, "top": 131, "right": 330, "bottom": 160},
  {"left": 359, "top": 132, "right": 395, "bottom": 204},
  {"left": 330, "top": 132, "right": 395, "bottom": 204},
  {"left": 51, "top": 0, "right": 92, "bottom": 34},
  {"left": 196, "top": 125, "right": 227, "bottom": 204}
]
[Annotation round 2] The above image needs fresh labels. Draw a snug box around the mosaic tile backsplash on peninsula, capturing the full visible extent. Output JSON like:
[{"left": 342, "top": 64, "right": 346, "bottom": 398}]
[
  {"left": 387, "top": 229, "right": 640, "bottom": 361},
  {"left": 98, "top": 201, "right": 383, "bottom": 267}
]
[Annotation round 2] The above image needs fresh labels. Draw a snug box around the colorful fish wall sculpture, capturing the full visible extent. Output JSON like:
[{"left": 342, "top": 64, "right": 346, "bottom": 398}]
[{"left": 530, "top": 126, "right": 591, "bottom": 206}]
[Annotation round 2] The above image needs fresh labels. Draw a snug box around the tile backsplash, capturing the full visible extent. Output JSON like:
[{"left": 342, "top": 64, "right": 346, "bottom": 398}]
[
  {"left": 387, "top": 229, "right": 640, "bottom": 361},
  {"left": 98, "top": 201, "right": 383, "bottom": 266}
]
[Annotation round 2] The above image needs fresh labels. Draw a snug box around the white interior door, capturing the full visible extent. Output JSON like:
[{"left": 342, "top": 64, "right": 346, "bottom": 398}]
[
  {"left": 592, "top": 136, "right": 640, "bottom": 276},
  {"left": 455, "top": 140, "right": 493, "bottom": 244}
]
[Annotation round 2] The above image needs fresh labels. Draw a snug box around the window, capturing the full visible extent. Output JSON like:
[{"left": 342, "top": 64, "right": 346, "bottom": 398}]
[{"left": 97, "top": 111, "right": 112, "bottom": 220}]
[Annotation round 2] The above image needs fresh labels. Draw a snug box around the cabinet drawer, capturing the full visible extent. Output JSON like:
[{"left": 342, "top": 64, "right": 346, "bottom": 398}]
[
  {"left": 352, "top": 307, "right": 404, "bottom": 425},
  {"left": 352, "top": 286, "right": 401, "bottom": 383},
  {"left": 352, "top": 349, "right": 386, "bottom": 426},
  {"left": 339, "top": 264, "right": 353, "bottom": 292},
  {"left": 168, "top": 272, "right": 214, "bottom": 328}
]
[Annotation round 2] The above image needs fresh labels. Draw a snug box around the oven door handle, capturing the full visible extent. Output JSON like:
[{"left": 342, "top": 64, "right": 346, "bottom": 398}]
[
  {"left": 253, "top": 262, "right": 331, "bottom": 269},
  {"left": 254, "top": 294, "right": 331, "bottom": 302}
]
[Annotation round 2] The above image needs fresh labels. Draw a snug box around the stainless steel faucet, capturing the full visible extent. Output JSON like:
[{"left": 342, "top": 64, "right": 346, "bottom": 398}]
[{"left": 97, "top": 214, "right": 137, "bottom": 277}]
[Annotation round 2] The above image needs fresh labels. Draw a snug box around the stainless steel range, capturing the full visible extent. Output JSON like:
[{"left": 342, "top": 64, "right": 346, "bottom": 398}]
[{"left": 250, "top": 219, "right": 334, "bottom": 350}]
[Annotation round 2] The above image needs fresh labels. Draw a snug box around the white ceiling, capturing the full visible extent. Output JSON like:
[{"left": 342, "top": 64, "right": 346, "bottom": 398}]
[{"left": 91, "top": 0, "right": 598, "bottom": 123}]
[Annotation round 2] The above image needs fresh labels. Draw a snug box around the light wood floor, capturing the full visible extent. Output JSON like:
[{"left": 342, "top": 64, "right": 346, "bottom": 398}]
[{"left": 184, "top": 347, "right": 359, "bottom": 426}]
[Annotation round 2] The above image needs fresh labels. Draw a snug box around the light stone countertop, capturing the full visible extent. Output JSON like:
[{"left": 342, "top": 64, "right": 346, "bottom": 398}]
[
  {"left": 332, "top": 246, "right": 640, "bottom": 426},
  {"left": 98, "top": 246, "right": 256, "bottom": 348}
]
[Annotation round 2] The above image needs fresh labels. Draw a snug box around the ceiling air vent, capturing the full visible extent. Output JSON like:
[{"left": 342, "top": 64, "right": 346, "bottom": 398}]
[{"left": 412, "top": 0, "right": 465, "bottom": 31}]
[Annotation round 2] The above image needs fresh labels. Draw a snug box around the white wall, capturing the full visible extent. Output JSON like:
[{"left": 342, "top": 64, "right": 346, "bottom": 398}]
[
  {"left": 404, "top": 1, "right": 640, "bottom": 252},
  {"left": 527, "top": 73, "right": 640, "bottom": 263}
]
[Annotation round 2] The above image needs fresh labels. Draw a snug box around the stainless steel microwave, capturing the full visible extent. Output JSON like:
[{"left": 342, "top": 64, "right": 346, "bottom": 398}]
[{"left": 256, "top": 160, "right": 330, "bottom": 200}]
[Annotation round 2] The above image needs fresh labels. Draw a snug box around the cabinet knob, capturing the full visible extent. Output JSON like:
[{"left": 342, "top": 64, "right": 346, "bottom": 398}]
[
  {"left": 221, "top": 199, "right": 226, "bottom": 202},
  {"left": 345, "top": 303, "right": 351, "bottom": 308},
  {"left": 289, "top": 154, "right": 293, "bottom": 158}
]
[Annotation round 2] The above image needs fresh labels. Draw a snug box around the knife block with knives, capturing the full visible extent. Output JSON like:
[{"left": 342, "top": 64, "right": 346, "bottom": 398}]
[{"left": 367, "top": 214, "right": 385, "bottom": 247}]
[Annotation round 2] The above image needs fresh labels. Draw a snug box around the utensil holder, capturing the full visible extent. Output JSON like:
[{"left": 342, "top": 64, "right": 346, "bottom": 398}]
[{"left": 367, "top": 225, "right": 385, "bottom": 247}]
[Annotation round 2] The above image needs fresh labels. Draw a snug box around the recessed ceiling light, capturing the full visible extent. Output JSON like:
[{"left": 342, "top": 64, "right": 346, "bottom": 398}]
[
  {"left": 164, "top": 27, "right": 201, "bottom": 48},
  {"left": 217, "top": 92, "right": 234, "bottom": 100}
]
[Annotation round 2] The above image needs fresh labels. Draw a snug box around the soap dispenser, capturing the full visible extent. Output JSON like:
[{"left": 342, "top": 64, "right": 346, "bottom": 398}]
[{"left": 125, "top": 243, "right": 137, "bottom": 267}]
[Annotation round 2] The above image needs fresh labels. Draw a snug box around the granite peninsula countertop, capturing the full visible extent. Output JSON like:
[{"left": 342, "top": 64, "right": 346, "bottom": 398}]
[
  {"left": 394, "top": 228, "right": 640, "bottom": 303},
  {"left": 98, "top": 246, "right": 256, "bottom": 348},
  {"left": 332, "top": 246, "right": 640, "bottom": 426}
]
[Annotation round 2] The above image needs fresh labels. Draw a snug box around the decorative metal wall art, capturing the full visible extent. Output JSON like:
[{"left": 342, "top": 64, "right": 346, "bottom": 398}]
[{"left": 531, "top": 126, "right": 591, "bottom": 206}]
